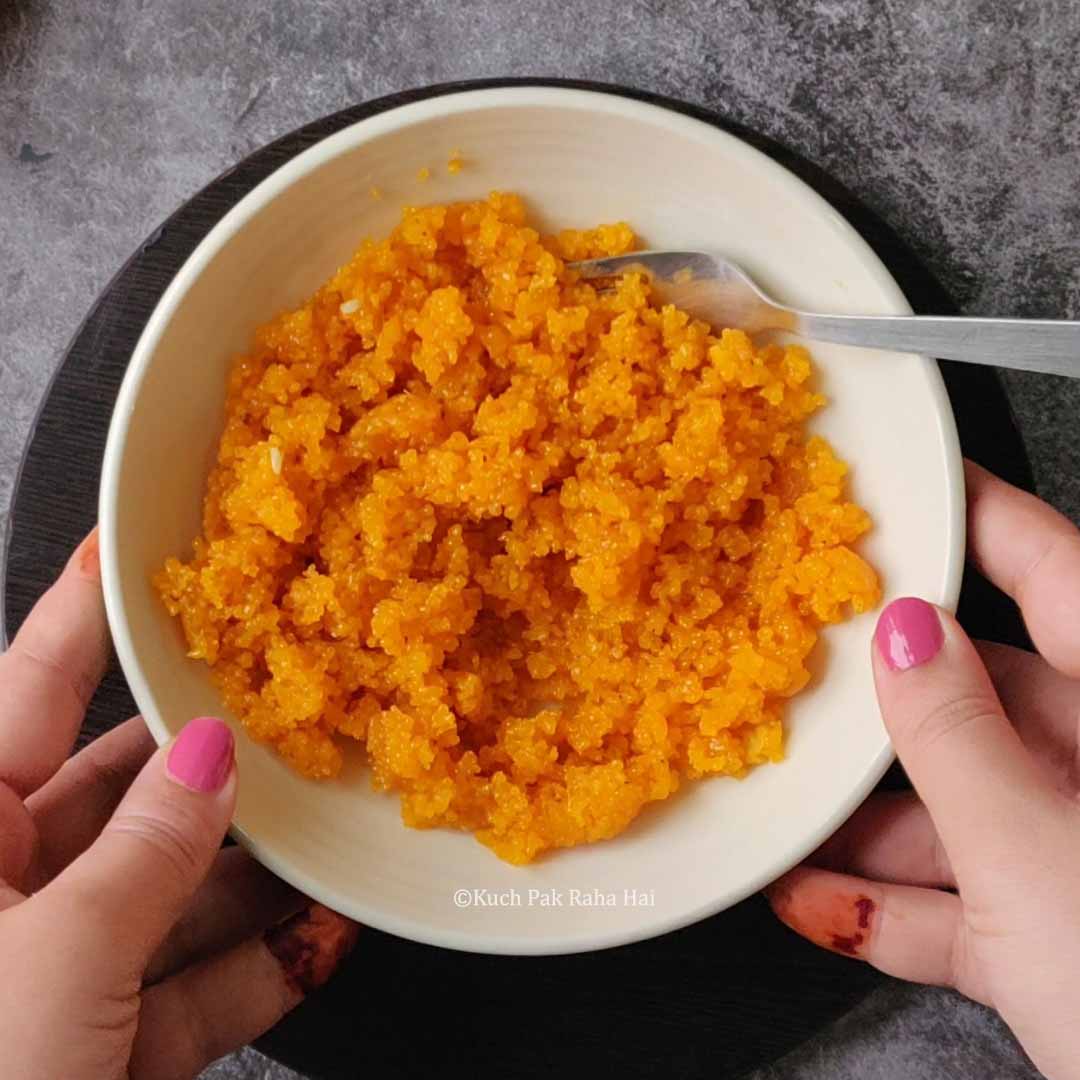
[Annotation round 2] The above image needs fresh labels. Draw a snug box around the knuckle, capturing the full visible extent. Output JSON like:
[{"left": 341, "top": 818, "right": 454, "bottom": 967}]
[
  {"left": 107, "top": 807, "right": 207, "bottom": 889},
  {"left": 899, "top": 693, "right": 1003, "bottom": 757},
  {"left": 86, "top": 755, "right": 136, "bottom": 806},
  {"left": 83, "top": 733, "right": 151, "bottom": 802},
  {"left": 6, "top": 642, "right": 90, "bottom": 711},
  {"left": 1014, "top": 531, "right": 1080, "bottom": 605}
]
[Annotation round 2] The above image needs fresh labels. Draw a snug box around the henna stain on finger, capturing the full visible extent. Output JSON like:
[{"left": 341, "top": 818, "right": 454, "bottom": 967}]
[
  {"left": 827, "top": 896, "right": 877, "bottom": 954},
  {"left": 264, "top": 902, "right": 360, "bottom": 996},
  {"left": 855, "top": 896, "right": 875, "bottom": 928},
  {"left": 76, "top": 528, "right": 101, "bottom": 581},
  {"left": 765, "top": 870, "right": 877, "bottom": 960},
  {"left": 830, "top": 932, "right": 864, "bottom": 955}
]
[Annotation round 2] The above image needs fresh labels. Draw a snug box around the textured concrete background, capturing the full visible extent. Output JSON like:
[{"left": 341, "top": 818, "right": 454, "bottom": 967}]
[{"left": 3, "top": 1, "right": 1078, "bottom": 1077}]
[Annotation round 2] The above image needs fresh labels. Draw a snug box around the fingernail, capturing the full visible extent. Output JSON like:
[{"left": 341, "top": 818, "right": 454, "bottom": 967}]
[
  {"left": 166, "top": 716, "right": 234, "bottom": 792},
  {"left": 265, "top": 903, "right": 360, "bottom": 999},
  {"left": 874, "top": 597, "right": 944, "bottom": 672}
]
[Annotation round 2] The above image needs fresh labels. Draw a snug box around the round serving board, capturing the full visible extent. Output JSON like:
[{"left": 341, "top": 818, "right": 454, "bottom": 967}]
[{"left": 2, "top": 80, "right": 1033, "bottom": 1080}]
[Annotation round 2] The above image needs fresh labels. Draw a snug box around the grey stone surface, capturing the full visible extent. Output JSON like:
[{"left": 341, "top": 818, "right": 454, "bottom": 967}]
[{"left": 3, "top": 1, "right": 1079, "bottom": 1077}]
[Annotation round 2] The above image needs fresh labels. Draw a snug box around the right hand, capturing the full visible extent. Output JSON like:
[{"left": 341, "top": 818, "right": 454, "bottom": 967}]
[{"left": 768, "top": 462, "right": 1080, "bottom": 1079}]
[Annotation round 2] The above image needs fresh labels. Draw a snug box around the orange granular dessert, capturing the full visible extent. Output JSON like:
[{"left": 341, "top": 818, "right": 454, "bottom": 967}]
[{"left": 156, "top": 193, "right": 880, "bottom": 864}]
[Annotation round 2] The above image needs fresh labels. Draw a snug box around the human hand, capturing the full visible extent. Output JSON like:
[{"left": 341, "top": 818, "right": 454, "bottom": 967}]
[
  {"left": 0, "top": 529, "right": 359, "bottom": 1080},
  {"left": 767, "top": 462, "right": 1080, "bottom": 1079}
]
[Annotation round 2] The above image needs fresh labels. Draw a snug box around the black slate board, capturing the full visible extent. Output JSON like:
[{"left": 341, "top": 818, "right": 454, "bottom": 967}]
[{"left": 1, "top": 80, "right": 1034, "bottom": 1080}]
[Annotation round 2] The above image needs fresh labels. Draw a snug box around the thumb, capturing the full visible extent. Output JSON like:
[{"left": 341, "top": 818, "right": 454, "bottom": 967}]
[
  {"left": 43, "top": 716, "right": 236, "bottom": 970},
  {"left": 872, "top": 597, "right": 1057, "bottom": 886}
]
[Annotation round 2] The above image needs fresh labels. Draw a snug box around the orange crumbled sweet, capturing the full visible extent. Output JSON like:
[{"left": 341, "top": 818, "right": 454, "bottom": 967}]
[
  {"left": 447, "top": 151, "right": 464, "bottom": 174},
  {"left": 155, "top": 193, "right": 880, "bottom": 864},
  {"left": 416, "top": 166, "right": 431, "bottom": 182}
]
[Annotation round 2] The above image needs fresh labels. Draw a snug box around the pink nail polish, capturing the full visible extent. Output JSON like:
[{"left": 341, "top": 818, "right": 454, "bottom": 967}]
[
  {"left": 166, "top": 716, "right": 234, "bottom": 792},
  {"left": 874, "top": 597, "right": 944, "bottom": 672}
]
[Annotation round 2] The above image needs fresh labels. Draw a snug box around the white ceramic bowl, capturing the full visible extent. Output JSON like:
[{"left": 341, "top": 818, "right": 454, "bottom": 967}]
[{"left": 100, "top": 86, "right": 964, "bottom": 955}]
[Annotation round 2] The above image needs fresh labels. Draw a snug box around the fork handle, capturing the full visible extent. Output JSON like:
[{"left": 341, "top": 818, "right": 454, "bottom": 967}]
[{"left": 796, "top": 313, "right": 1080, "bottom": 378}]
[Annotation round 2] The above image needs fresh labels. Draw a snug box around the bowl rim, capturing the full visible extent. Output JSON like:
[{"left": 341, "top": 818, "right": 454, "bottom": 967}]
[{"left": 99, "top": 81, "right": 965, "bottom": 954}]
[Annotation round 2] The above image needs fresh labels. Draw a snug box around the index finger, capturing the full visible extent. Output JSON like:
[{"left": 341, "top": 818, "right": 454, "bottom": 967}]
[
  {"left": 965, "top": 460, "right": 1080, "bottom": 676},
  {"left": 0, "top": 529, "right": 111, "bottom": 797}
]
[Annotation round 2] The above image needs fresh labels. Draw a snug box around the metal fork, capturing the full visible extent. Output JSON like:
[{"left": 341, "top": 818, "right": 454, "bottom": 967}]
[{"left": 570, "top": 250, "right": 1080, "bottom": 378}]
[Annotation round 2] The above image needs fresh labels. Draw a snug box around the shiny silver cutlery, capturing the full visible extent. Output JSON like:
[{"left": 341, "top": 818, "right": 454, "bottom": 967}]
[{"left": 571, "top": 250, "right": 1079, "bottom": 377}]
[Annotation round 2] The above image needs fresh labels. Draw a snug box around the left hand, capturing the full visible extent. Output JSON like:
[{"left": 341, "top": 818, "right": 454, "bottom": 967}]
[{"left": 0, "top": 528, "right": 359, "bottom": 1080}]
